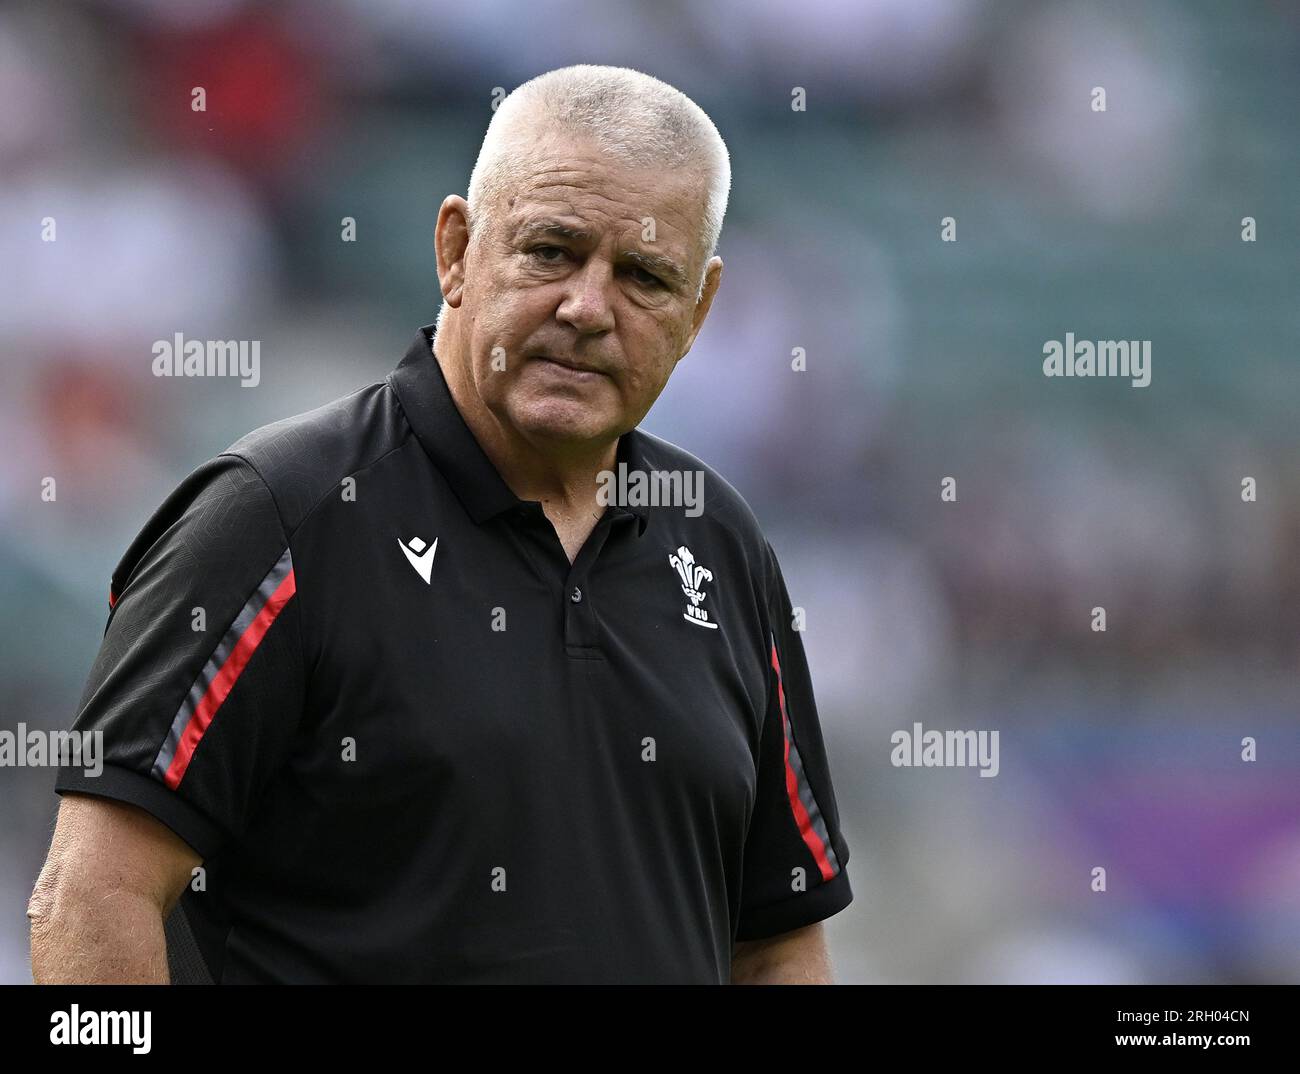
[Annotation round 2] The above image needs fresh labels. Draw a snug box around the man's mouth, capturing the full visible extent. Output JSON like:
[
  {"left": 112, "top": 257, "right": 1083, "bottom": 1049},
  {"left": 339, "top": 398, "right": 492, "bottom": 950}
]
[{"left": 532, "top": 354, "right": 607, "bottom": 378}]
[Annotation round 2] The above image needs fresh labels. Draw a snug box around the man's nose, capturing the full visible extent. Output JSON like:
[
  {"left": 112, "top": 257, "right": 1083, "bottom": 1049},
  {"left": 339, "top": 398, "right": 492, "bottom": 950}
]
[{"left": 555, "top": 258, "right": 616, "bottom": 334}]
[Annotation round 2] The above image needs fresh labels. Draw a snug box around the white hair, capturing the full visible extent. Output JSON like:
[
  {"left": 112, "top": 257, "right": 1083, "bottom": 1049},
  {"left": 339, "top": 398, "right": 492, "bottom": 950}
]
[{"left": 438, "top": 65, "right": 730, "bottom": 327}]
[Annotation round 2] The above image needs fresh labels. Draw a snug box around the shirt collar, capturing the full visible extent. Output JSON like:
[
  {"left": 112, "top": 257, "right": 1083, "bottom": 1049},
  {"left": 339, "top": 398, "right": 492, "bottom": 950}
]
[{"left": 387, "top": 324, "right": 649, "bottom": 535}]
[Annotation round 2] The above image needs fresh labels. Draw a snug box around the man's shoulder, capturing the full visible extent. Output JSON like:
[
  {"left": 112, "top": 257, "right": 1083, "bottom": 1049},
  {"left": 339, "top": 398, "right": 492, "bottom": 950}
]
[
  {"left": 105, "top": 376, "right": 414, "bottom": 604},
  {"left": 631, "top": 427, "right": 772, "bottom": 559},
  {"left": 218, "top": 377, "right": 409, "bottom": 531}
]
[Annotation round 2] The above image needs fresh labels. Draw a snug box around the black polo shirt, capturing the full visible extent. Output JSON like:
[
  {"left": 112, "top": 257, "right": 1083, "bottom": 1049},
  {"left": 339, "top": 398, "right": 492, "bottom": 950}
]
[{"left": 55, "top": 324, "right": 853, "bottom": 984}]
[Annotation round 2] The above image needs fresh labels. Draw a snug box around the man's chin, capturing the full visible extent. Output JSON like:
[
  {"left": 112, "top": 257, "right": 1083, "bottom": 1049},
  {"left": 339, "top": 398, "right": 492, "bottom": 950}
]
[{"left": 505, "top": 398, "right": 621, "bottom": 449}]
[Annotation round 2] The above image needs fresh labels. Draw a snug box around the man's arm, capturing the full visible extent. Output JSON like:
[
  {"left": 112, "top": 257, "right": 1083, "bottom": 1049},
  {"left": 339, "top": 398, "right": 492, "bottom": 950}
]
[
  {"left": 731, "top": 921, "right": 833, "bottom": 984},
  {"left": 28, "top": 793, "right": 202, "bottom": 984}
]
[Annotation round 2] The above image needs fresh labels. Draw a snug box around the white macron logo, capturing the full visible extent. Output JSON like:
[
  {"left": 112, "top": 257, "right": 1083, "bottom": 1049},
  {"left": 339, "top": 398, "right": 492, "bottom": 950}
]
[
  {"left": 669, "top": 545, "right": 717, "bottom": 630},
  {"left": 399, "top": 536, "right": 438, "bottom": 583}
]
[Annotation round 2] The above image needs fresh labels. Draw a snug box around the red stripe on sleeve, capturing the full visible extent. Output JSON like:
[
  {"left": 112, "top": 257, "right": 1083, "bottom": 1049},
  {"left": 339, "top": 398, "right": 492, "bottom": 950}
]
[
  {"left": 771, "top": 640, "right": 836, "bottom": 882},
  {"left": 163, "top": 569, "right": 297, "bottom": 790}
]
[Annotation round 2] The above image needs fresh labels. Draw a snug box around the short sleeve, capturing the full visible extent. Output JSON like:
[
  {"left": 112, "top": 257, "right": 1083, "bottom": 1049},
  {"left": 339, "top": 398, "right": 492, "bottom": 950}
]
[
  {"left": 733, "top": 540, "right": 853, "bottom": 942},
  {"left": 54, "top": 454, "right": 305, "bottom": 860}
]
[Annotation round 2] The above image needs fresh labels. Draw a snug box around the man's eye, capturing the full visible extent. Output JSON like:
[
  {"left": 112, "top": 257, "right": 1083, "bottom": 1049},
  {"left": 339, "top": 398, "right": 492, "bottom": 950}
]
[
  {"left": 628, "top": 266, "right": 664, "bottom": 288},
  {"left": 529, "top": 246, "right": 567, "bottom": 262}
]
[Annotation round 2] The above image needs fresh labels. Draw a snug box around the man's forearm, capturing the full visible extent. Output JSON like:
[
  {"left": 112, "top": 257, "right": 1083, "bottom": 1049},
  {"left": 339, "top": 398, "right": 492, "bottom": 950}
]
[
  {"left": 731, "top": 950, "right": 833, "bottom": 984},
  {"left": 29, "top": 887, "right": 170, "bottom": 984},
  {"left": 731, "top": 922, "right": 833, "bottom": 984}
]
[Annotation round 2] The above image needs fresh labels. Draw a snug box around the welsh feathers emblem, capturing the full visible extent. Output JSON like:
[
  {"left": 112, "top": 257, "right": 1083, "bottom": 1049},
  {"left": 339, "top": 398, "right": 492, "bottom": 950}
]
[{"left": 669, "top": 545, "right": 718, "bottom": 630}]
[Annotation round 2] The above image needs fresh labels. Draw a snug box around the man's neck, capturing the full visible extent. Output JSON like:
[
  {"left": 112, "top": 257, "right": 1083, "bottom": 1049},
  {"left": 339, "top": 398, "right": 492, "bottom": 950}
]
[{"left": 433, "top": 330, "right": 618, "bottom": 559}]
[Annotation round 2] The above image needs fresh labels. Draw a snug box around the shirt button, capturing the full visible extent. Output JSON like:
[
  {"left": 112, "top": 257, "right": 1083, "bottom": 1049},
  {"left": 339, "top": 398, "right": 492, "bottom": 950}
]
[{"left": 570, "top": 586, "right": 583, "bottom": 604}]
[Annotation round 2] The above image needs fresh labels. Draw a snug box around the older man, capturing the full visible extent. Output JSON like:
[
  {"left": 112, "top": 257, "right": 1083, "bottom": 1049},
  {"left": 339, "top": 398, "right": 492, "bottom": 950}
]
[{"left": 30, "top": 65, "right": 852, "bottom": 985}]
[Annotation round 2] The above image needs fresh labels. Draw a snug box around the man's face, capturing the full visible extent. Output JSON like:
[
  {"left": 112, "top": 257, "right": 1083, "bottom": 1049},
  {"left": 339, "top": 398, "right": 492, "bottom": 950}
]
[{"left": 450, "top": 132, "right": 723, "bottom": 449}]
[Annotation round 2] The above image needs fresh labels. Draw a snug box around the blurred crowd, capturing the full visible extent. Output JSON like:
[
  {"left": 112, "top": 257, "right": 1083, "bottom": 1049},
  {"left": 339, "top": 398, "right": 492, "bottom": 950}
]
[{"left": 2, "top": 0, "right": 1297, "bottom": 984}]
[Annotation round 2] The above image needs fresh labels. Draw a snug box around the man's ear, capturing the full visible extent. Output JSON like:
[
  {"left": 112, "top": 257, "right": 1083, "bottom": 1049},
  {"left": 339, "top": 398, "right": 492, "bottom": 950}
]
[
  {"left": 435, "top": 195, "right": 472, "bottom": 308},
  {"left": 680, "top": 256, "right": 724, "bottom": 360}
]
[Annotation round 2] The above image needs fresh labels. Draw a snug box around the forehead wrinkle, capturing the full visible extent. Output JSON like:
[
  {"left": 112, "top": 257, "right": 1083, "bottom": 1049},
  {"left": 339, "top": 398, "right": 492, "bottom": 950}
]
[{"left": 514, "top": 162, "right": 702, "bottom": 232}]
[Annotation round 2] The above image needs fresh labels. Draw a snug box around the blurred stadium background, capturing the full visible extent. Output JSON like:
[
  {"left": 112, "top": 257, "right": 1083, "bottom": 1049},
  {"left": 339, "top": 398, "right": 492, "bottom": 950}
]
[{"left": 2, "top": 0, "right": 1298, "bottom": 984}]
